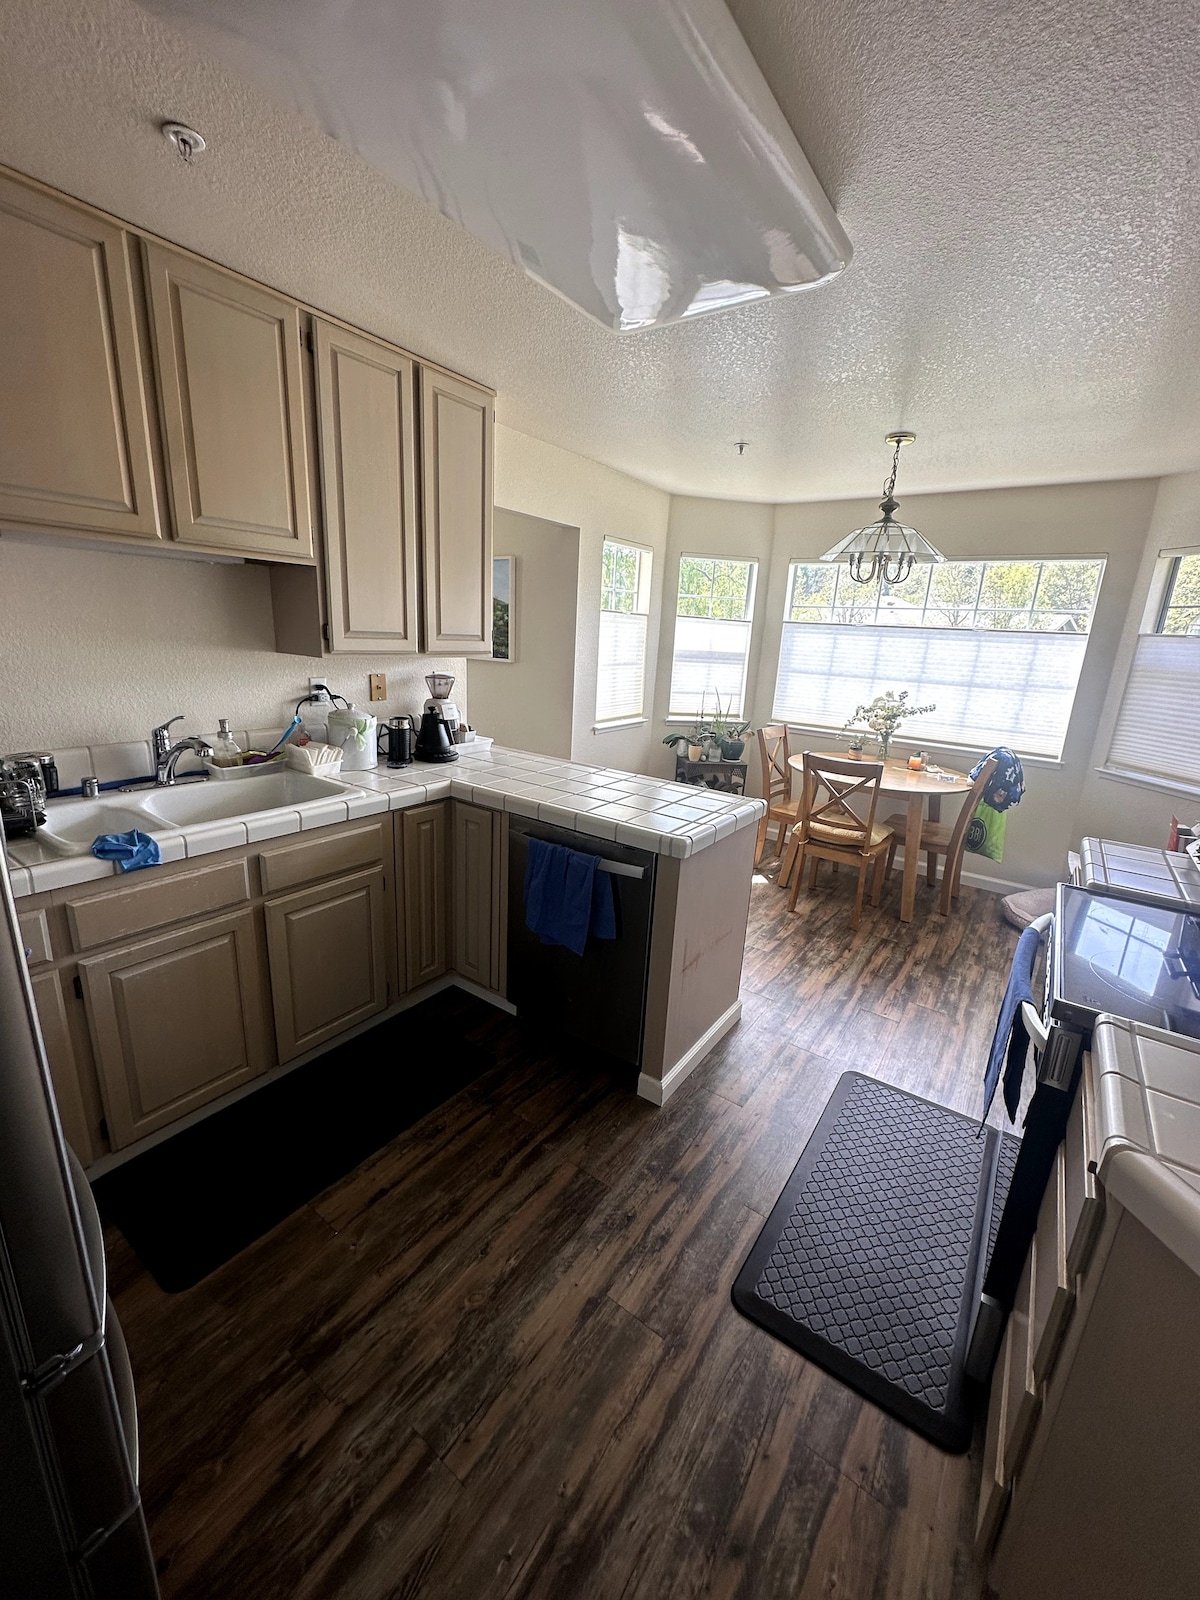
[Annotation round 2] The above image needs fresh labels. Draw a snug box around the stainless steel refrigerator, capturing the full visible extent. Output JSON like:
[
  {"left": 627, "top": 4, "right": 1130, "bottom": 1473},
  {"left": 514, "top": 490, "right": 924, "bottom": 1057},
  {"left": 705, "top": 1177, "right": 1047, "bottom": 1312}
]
[{"left": 0, "top": 845, "right": 158, "bottom": 1596}]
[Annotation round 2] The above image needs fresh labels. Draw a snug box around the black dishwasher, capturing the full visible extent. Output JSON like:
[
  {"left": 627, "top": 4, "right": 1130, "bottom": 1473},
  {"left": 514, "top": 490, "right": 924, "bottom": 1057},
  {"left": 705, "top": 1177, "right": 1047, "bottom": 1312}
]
[{"left": 507, "top": 818, "right": 658, "bottom": 1067}]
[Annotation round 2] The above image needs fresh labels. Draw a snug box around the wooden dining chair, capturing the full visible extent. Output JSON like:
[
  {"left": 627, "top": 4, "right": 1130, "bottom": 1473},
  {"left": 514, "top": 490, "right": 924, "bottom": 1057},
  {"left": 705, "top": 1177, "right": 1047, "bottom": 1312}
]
[
  {"left": 883, "top": 756, "right": 998, "bottom": 915},
  {"left": 754, "top": 724, "right": 804, "bottom": 867},
  {"left": 787, "top": 753, "right": 894, "bottom": 930}
]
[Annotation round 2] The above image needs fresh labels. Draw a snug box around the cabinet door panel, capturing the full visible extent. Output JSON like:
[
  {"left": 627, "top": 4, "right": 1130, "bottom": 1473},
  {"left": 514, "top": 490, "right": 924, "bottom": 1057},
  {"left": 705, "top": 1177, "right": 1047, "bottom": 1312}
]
[
  {"left": 453, "top": 802, "right": 494, "bottom": 988},
  {"left": 403, "top": 803, "right": 448, "bottom": 988},
  {"left": 315, "top": 320, "right": 419, "bottom": 652},
  {"left": 31, "top": 971, "right": 97, "bottom": 1166},
  {"left": 144, "top": 243, "right": 313, "bottom": 557},
  {"left": 0, "top": 175, "right": 160, "bottom": 539},
  {"left": 420, "top": 367, "right": 493, "bottom": 653},
  {"left": 265, "top": 868, "right": 387, "bottom": 1063},
  {"left": 79, "top": 909, "right": 270, "bottom": 1148}
]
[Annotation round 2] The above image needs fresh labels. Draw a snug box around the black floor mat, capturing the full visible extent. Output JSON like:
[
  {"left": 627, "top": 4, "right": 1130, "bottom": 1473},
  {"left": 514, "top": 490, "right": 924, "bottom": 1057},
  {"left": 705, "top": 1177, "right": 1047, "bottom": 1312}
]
[
  {"left": 92, "top": 992, "right": 494, "bottom": 1292},
  {"left": 733, "top": 1072, "right": 1017, "bottom": 1453}
]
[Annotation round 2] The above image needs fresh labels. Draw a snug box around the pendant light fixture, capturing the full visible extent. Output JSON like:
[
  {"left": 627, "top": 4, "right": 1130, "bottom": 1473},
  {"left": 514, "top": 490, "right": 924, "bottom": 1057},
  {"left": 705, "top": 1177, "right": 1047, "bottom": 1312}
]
[{"left": 821, "top": 432, "right": 945, "bottom": 586}]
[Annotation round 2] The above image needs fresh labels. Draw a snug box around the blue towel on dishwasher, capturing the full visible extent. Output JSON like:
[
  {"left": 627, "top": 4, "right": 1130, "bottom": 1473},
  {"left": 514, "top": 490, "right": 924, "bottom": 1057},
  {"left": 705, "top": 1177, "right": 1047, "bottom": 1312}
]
[
  {"left": 92, "top": 830, "right": 161, "bottom": 874},
  {"left": 981, "top": 924, "right": 1041, "bottom": 1126},
  {"left": 524, "top": 837, "right": 615, "bottom": 956}
]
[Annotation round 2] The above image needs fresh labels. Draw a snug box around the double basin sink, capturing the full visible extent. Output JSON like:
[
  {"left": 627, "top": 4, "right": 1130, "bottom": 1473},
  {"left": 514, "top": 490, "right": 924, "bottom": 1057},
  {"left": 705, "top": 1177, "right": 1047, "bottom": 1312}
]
[{"left": 11, "top": 771, "right": 358, "bottom": 860}]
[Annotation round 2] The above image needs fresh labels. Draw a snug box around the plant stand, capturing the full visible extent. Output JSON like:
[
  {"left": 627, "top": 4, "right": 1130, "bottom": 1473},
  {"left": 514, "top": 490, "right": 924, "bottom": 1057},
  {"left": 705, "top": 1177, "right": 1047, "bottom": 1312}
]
[{"left": 674, "top": 756, "right": 748, "bottom": 795}]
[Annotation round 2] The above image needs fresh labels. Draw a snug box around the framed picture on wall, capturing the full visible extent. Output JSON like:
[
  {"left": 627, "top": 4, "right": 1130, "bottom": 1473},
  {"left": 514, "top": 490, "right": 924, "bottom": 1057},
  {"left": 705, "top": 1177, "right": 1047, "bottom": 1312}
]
[{"left": 492, "top": 556, "right": 514, "bottom": 661}]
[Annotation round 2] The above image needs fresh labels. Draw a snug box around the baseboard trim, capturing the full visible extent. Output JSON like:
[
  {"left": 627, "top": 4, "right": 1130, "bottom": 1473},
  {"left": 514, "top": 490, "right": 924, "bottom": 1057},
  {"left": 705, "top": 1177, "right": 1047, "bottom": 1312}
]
[
  {"left": 637, "top": 1000, "right": 743, "bottom": 1106},
  {"left": 888, "top": 847, "right": 1036, "bottom": 898}
]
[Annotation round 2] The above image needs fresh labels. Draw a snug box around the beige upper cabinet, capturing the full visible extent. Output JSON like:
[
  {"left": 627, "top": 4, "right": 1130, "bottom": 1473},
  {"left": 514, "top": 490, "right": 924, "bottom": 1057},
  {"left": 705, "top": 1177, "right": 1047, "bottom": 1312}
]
[
  {"left": 420, "top": 367, "right": 494, "bottom": 654},
  {"left": 143, "top": 243, "right": 314, "bottom": 560},
  {"left": 314, "top": 319, "right": 420, "bottom": 652},
  {"left": 0, "top": 175, "right": 162, "bottom": 542}
]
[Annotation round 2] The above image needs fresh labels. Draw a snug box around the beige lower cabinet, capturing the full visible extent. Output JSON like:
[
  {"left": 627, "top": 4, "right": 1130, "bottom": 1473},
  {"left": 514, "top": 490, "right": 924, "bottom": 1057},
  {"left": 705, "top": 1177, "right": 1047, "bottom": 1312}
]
[
  {"left": 264, "top": 866, "right": 388, "bottom": 1063},
  {"left": 30, "top": 970, "right": 98, "bottom": 1166},
  {"left": 78, "top": 908, "right": 271, "bottom": 1148},
  {"left": 453, "top": 801, "right": 493, "bottom": 988},
  {"left": 402, "top": 802, "right": 449, "bottom": 989}
]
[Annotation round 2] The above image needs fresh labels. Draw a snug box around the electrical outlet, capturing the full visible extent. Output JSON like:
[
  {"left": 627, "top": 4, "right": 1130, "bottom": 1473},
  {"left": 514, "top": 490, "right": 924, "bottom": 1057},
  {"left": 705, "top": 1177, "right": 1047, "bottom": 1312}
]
[
  {"left": 309, "top": 676, "right": 331, "bottom": 699},
  {"left": 368, "top": 673, "right": 387, "bottom": 702}
]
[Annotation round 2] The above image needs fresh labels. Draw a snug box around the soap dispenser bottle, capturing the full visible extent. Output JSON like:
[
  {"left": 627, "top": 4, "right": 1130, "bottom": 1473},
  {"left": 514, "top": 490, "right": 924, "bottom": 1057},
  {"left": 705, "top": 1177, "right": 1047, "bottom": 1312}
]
[{"left": 210, "top": 718, "right": 242, "bottom": 767}]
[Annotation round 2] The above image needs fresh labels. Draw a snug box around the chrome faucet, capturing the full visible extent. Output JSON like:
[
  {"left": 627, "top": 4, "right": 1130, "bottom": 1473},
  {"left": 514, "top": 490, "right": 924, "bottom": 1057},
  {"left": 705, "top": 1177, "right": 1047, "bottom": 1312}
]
[{"left": 151, "top": 716, "right": 213, "bottom": 786}]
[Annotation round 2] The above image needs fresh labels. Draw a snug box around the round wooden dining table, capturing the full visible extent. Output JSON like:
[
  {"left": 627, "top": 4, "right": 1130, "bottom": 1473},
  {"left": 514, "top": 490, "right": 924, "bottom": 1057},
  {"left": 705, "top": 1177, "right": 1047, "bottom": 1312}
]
[{"left": 785, "top": 753, "right": 974, "bottom": 923}]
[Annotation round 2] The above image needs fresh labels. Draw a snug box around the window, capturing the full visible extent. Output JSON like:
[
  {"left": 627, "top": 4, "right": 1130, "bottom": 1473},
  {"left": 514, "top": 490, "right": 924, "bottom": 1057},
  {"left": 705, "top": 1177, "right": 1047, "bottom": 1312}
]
[
  {"left": 773, "top": 558, "right": 1105, "bottom": 759},
  {"left": 668, "top": 556, "right": 757, "bottom": 718},
  {"left": 1107, "top": 554, "right": 1200, "bottom": 789},
  {"left": 595, "top": 540, "right": 652, "bottom": 723}
]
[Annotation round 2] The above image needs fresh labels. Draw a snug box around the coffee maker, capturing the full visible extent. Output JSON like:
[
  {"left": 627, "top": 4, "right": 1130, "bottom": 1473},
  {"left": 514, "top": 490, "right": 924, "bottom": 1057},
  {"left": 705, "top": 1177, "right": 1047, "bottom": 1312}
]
[{"left": 414, "top": 673, "right": 460, "bottom": 764}]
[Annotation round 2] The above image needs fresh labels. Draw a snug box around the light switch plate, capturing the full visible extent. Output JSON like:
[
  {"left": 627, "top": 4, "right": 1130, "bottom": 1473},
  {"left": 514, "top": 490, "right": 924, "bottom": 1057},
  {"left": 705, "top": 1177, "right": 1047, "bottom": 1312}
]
[{"left": 368, "top": 673, "right": 387, "bottom": 701}]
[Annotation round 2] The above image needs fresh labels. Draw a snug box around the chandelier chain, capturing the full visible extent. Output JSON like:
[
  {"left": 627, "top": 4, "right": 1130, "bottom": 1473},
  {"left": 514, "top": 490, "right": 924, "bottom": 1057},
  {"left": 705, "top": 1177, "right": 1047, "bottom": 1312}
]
[{"left": 883, "top": 436, "right": 903, "bottom": 501}]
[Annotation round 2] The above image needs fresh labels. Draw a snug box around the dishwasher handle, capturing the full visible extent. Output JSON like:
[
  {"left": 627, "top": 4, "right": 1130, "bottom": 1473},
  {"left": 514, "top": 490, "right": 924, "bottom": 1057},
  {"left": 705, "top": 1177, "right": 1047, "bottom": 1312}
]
[{"left": 598, "top": 858, "right": 645, "bottom": 880}]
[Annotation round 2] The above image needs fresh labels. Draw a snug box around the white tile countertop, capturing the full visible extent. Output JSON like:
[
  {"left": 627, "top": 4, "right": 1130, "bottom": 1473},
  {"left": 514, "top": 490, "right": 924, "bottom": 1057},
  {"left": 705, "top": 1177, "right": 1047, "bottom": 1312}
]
[
  {"left": 1090, "top": 1015, "right": 1200, "bottom": 1279},
  {"left": 3, "top": 742, "right": 765, "bottom": 898}
]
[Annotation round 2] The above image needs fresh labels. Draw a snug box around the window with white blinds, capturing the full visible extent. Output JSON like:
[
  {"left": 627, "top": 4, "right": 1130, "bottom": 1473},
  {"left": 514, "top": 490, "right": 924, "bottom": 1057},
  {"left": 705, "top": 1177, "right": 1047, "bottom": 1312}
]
[
  {"left": 1107, "top": 633, "right": 1200, "bottom": 788},
  {"left": 668, "top": 556, "right": 757, "bottom": 718},
  {"left": 596, "top": 541, "right": 652, "bottom": 723},
  {"left": 772, "top": 558, "right": 1105, "bottom": 759}
]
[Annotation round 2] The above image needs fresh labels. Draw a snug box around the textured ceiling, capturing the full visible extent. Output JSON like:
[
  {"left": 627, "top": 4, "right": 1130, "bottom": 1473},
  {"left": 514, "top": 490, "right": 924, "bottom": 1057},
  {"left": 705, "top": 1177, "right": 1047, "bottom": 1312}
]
[{"left": 1, "top": 0, "right": 1198, "bottom": 502}]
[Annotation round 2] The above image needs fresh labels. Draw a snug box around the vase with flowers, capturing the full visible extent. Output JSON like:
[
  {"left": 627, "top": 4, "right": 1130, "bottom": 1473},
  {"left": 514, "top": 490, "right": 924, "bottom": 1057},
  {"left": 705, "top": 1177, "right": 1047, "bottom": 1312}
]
[{"left": 842, "top": 690, "right": 935, "bottom": 761}]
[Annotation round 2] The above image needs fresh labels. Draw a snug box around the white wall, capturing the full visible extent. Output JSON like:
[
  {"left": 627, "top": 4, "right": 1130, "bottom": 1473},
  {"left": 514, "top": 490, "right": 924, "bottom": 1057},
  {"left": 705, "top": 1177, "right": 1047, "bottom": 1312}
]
[
  {"left": 0, "top": 535, "right": 463, "bottom": 754},
  {"left": 650, "top": 496, "right": 776, "bottom": 773},
  {"left": 1074, "top": 470, "right": 1200, "bottom": 847},
  {"left": 466, "top": 508, "right": 579, "bottom": 759},
  {"left": 493, "top": 424, "right": 671, "bottom": 772}
]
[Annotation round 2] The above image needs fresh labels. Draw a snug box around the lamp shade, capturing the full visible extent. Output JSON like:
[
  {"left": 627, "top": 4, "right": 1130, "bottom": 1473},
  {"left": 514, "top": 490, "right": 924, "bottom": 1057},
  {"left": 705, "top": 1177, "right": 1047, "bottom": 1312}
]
[
  {"left": 139, "top": 0, "right": 853, "bottom": 332},
  {"left": 820, "top": 523, "right": 946, "bottom": 565}
]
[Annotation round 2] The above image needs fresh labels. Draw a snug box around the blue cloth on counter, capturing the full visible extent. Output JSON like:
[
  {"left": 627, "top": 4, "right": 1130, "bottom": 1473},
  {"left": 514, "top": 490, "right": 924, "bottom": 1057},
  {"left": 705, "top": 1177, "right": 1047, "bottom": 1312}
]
[
  {"left": 92, "top": 830, "right": 161, "bottom": 874},
  {"left": 981, "top": 924, "right": 1041, "bottom": 1126},
  {"left": 524, "top": 837, "right": 616, "bottom": 956}
]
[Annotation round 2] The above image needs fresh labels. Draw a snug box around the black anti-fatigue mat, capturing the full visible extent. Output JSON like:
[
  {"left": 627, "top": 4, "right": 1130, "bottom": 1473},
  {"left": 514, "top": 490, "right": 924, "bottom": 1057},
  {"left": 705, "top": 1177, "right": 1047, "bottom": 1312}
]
[
  {"left": 733, "top": 1072, "right": 1018, "bottom": 1452},
  {"left": 93, "top": 991, "right": 493, "bottom": 1292}
]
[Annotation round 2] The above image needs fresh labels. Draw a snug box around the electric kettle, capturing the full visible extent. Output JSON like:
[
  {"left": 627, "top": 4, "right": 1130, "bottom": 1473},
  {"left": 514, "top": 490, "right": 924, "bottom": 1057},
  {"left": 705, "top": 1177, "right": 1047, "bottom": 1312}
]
[{"left": 414, "top": 706, "right": 459, "bottom": 763}]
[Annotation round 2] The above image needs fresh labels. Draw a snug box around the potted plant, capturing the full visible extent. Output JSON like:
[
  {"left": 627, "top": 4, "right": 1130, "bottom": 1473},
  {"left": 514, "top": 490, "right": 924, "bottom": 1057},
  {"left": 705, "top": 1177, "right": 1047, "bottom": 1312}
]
[
  {"left": 708, "top": 693, "right": 752, "bottom": 760},
  {"left": 842, "top": 690, "right": 936, "bottom": 761},
  {"left": 663, "top": 723, "right": 712, "bottom": 762}
]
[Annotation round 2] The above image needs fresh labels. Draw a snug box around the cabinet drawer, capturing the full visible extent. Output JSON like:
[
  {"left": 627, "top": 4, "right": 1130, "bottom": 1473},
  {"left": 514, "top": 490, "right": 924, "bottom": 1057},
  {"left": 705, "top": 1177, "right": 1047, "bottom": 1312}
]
[
  {"left": 1031, "top": 1143, "right": 1074, "bottom": 1385},
  {"left": 259, "top": 821, "right": 385, "bottom": 894},
  {"left": 66, "top": 859, "right": 251, "bottom": 952},
  {"left": 1064, "top": 1051, "right": 1104, "bottom": 1280}
]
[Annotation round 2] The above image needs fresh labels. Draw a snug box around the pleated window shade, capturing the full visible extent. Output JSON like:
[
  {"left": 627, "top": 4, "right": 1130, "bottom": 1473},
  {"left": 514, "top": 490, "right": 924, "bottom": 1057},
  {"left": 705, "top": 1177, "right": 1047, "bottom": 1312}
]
[
  {"left": 596, "top": 610, "right": 649, "bottom": 721},
  {"left": 1107, "top": 633, "right": 1200, "bottom": 786},
  {"left": 772, "top": 622, "right": 1089, "bottom": 758}
]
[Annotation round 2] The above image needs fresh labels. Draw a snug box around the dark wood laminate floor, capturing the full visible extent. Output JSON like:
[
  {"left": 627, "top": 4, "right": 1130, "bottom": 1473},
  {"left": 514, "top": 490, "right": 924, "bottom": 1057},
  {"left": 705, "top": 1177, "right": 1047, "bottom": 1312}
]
[{"left": 110, "top": 861, "right": 1019, "bottom": 1600}]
